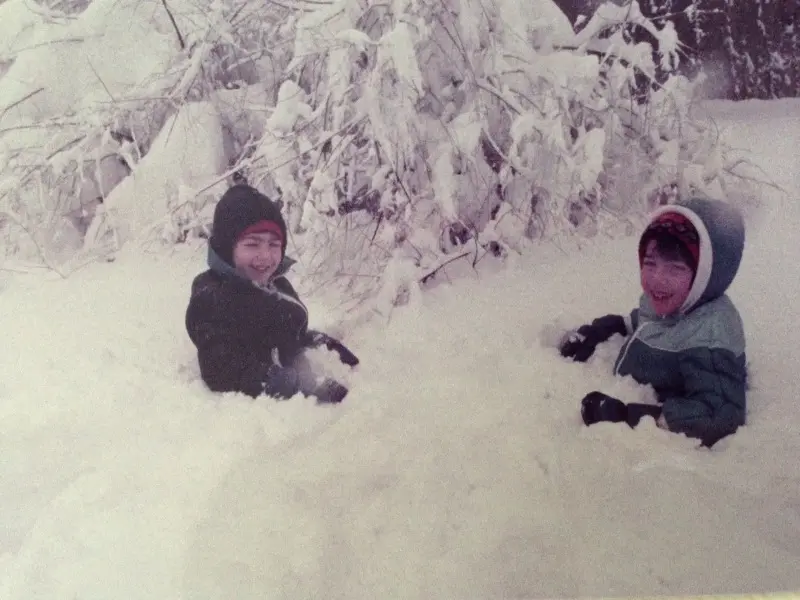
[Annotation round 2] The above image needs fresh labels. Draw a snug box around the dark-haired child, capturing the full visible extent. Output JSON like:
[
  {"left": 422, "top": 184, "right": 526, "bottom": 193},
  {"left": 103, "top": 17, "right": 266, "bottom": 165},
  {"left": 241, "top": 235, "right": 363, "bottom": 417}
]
[
  {"left": 185, "top": 184, "right": 359, "bottom": 404},
  {"left": 559, "top": 197, "right": 747, "bottom": 448}
]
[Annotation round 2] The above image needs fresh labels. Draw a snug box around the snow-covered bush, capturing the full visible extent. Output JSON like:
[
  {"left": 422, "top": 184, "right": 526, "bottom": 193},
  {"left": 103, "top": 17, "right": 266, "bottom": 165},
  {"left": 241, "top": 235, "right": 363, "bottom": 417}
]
[
  {"left": 0, "top": 0, "right": 756, "bottom": 313},
  {"left": 243, "top": 0, "right": 738, "bottom": 313},
  {"left": 0, "top": 0, "right": 294, "bottom": 265}
]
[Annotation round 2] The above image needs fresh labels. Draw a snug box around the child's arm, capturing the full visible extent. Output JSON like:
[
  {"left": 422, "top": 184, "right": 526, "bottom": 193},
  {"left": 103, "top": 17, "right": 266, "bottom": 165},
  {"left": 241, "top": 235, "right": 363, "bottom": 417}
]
[
  {"left": 559, "top": 312, "right": 635, "bottom": 362},
  {"left": 186, "top": 297, "right": 300, "bottom": 399},
  {"left": 660, "top": 347, "right": 747, "bottom": 447}
]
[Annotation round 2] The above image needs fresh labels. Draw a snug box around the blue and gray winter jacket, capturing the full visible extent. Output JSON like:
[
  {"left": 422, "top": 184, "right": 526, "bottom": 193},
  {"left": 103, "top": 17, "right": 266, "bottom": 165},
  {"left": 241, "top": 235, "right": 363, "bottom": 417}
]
[{"left": 614, "top": 197, "right": 747, "bottom": 446}]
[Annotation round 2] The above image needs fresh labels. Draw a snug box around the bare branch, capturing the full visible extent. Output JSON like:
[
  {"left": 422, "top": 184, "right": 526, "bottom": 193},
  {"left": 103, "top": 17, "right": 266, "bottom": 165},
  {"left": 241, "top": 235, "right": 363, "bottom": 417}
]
[
  {"left": 160, "top": 0, "right": 186, "bottom": 50},
  {"left": 420, "top": 251, "right": 471, "bottom": 284},
  {"left": 0, "top": 88, "right": 45, "bottom": 122}
]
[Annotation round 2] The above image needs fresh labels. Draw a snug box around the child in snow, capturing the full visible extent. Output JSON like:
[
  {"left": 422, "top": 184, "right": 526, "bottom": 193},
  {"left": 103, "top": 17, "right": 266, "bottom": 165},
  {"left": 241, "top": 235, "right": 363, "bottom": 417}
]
[
  {"left": 185, "top": 184, "right": 359, "bottom": 404},
  {"left": 558, "top": 196, "right": 747, "bottom": 448}
]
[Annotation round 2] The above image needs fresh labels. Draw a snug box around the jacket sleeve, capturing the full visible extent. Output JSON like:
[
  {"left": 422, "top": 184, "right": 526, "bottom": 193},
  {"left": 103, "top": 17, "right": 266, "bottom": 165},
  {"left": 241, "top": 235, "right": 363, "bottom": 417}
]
[
  {"left": 586, "top": 314, "right": 629, "bottom": 342},
  {"left": 304, "top": 330, "right": 360, "bottom": 367},
  {"left": 661, "top": 346, "right": 747, "bottom": 447},
  {"left": 185, "top": 293, "right": 299, "bottom": 399}
]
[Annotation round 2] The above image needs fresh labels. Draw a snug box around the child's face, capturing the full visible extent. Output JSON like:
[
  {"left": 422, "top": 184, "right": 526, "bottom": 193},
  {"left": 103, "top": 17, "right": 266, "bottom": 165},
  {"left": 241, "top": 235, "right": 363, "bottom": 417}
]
[
  {"left": 233, "top": 231, "right": 283, "bottom": 285},
  {"left": 640, "top": 239, "right": 694, "bottom": 317}
]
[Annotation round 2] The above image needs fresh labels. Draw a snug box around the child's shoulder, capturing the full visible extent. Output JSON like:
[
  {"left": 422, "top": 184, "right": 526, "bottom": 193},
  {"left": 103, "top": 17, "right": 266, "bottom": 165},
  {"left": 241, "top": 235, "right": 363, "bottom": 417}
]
[
  {"left": 190, "top": 268, "right": 222, "bottom": 297},
  {"left": 188, "top": 268, "right": 244, "bottom": 308},
  {"left": 684, "top": 294, "right": 745, "bottom": 354}
]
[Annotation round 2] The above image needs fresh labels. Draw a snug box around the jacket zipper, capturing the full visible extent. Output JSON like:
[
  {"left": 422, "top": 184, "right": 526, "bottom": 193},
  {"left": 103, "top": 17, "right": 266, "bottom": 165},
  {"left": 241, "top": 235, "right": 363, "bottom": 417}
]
[
  {"left": 614, "top": 322, "right": 649, "bottom": 376},
  {"left": 259, "top": 277, "right": 310, "bottom": 364}
]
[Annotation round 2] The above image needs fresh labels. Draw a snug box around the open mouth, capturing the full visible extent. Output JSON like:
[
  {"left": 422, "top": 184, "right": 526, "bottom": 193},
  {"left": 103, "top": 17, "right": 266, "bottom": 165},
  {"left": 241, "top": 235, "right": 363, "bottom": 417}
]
[{"left": 651, "top": 292, "right": 671, "bottom": 302}]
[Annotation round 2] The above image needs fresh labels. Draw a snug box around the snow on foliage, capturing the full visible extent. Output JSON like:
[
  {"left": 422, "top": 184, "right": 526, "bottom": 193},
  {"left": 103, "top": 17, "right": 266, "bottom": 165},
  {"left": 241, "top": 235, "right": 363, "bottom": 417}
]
[{"left": 0, "top": 0, "right": 764, "bottom": 312}]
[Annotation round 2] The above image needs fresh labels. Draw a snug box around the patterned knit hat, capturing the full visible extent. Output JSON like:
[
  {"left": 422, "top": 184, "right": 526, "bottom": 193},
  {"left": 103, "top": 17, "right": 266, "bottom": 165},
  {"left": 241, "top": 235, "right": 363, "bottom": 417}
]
[{"left": 638, "top": 211, "right": 700, "bottom": 272}]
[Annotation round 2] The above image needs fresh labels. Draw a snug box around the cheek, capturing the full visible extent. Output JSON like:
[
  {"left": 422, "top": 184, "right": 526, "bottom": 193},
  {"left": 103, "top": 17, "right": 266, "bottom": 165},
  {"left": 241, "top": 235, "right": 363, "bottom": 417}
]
[
  {"left": 232, "top": 245, "right": 254, "bottom": 267},
  {"left": 640, "top": 268, "right": 653, "bottom": 289},
  {"left": 676, "top": 273, "right": 694, "bottom": 297}
]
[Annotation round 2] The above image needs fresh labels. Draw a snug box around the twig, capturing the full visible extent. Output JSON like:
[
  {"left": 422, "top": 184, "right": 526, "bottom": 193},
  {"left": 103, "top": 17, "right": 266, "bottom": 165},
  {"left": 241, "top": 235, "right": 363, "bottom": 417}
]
[
  {"left": 46, "top": 135, "right": 87, "bottom": 160},
  {"left": 723, "top": 160, "right": 787, "bottom": 194},
  {"left": 11, "top": 36, "right": 86, "bottom": 54},
  {"left": 86, "top": 60, "right": 116, "bottom": 102},
  {"left": 195, "top": 116, "right": 368, "bottom": 196},
  {"left": 370, "top": 213, "right": 383, "bottom": 243},
  {"left": 0, "top": 210, "right": 67, "bottom": 278},
  {"left": 0, "top": 88, "right": 45, "bottom": 121},
  {"left": 161, "top": 0, "right": 186, "bottom": 50},
  {"left": 420, "top": 251, "right": 470, "bottom": 284}
]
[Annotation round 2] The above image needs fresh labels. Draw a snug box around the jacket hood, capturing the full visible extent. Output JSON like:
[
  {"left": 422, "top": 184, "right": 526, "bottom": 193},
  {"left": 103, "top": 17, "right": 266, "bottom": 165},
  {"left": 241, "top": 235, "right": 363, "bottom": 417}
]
[
  {"left": 209, "top": 184, "right": 288, "bottom": 265},
  {"left": 207, "top": 246, "right": 296, "bottom": 283},
  {"left": 645, "top": 197, "right": 745, "bottom": 314}
]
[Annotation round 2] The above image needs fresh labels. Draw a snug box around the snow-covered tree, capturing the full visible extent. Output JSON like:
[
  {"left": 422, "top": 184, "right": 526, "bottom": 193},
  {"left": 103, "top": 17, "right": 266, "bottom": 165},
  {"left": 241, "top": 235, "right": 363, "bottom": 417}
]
[
  {"left": 721, "top": 0, "right": 798, "bottom": 100},
  {"left": 604, "top": 0, "right": 800, "bottom": 100},
  {"left": 0, "top": 0, "right": 758, "bottom": 314}
]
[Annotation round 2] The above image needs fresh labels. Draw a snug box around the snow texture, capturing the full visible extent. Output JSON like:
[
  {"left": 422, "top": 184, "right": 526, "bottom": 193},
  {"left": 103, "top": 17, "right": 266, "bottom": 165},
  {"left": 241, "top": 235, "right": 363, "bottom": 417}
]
[
  {"left": 95, "top": 101, "right": 229, "bottom": 246},
  {"left": 1, "top": 100, "right": 799, "bottom": 599}
]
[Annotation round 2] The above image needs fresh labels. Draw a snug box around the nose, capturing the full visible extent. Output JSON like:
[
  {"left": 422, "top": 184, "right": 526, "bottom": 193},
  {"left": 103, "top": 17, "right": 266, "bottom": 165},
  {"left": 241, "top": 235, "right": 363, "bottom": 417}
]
[
  {"left": 253, "top": 248, "right": 274, "bottom": 265},
  {"left": 647, "top": 267, "right": 673, "bottom": 291}
]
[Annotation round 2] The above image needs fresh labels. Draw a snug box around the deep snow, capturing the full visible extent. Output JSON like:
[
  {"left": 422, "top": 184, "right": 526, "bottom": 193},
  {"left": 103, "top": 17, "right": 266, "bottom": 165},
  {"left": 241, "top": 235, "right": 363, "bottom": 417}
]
[{"left": 2, "top": 100, "right": 800, "bottom": 599}]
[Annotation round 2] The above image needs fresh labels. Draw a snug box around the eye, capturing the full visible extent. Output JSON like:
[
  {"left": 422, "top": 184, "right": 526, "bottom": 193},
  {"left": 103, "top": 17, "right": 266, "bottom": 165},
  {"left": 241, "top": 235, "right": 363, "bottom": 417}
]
[{"left": 669, "top": 263, "right": 690, "bottom": 274}]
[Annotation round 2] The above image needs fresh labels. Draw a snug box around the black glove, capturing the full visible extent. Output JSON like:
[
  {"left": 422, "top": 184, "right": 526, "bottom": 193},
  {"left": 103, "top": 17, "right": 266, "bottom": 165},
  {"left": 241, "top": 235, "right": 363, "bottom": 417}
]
[
  {"left": 262, "top": 364, "right": 300, "bottom": 400},
  {"left": 580, "top": 391, "right": 628, "bottom": 425},
  {"left": 312, "top": 378, "right": 349, "bottom": 404},
  {"left": 305, "top": 330, "right": 360, "bottom": 367},
  {"left": 560, "top": 314, "right": 627, "bottom": 362},
  {"left": 581, "top": 393, "right": 663, "bottom": 429}
]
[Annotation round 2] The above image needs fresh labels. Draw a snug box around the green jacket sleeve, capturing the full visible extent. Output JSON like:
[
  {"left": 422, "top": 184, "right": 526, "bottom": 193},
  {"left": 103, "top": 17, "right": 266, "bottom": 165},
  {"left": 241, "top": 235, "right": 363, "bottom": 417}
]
[{"left": 661, "top": 346, "right": 747, "bottom": 447}]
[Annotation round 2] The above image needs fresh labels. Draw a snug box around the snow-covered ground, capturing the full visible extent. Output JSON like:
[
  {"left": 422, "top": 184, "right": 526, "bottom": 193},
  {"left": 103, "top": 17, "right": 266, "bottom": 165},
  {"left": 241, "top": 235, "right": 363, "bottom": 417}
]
[{"left": 2, "top": 99, "right": 799, "bottom": 599}]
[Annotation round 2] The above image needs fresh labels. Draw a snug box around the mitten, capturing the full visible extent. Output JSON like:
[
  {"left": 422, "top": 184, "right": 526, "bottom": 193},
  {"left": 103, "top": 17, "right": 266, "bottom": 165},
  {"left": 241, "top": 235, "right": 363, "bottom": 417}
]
[
  {"left": 560, "top": 315, "right": 627, "bottom": 362},
  {"left": 580, "top": 391, "right": 628, "bottom": 425},
  {"left": 312, "top": 378, "right": 349, "bottom": 404},
  {"left": 326, "top": 338, "right": 359, "bottom": 367},
  {"left": 304, "top": 330, "right": 360, "bottom": 367},
  {"left": 559, "top": 329, "right": 599, "bottom": 362},
  {"left": 262, "top": 364, "right": 300, "bottom": 400}
]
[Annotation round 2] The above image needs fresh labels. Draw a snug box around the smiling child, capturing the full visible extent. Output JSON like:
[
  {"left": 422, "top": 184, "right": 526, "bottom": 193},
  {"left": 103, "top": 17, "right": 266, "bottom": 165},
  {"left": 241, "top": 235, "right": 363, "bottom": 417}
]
[
  {"left": 185, "top": 184, "right": 359, "bottom": 404},
  {"left": 558, "top": 197, "right": 747, "bottom": 448}
]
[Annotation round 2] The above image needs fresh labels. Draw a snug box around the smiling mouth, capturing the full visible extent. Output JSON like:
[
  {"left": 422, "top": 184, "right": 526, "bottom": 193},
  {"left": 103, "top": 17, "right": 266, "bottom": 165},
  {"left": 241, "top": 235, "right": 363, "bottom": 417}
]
[{"left": 651, "top": 292, "right": 671, "bottom": 301}]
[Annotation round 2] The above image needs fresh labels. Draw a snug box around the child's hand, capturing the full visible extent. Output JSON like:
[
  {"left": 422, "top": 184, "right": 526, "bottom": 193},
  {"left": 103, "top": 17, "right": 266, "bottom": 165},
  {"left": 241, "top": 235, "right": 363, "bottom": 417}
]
[
  {"left": 559, "top": 315, "right": 627, "bottom": 363},
  {"left": 263, "top": 364, "right": 300, "bottom": 399},
  {"left": 560, "top": 327, "right": 600, "bottom": 362},
  {"left": 580, "top": 391, "right": 628, "bottom": 425},
  {"left": 313, "top": 378, "right": 349, "bottom": 404},
  {"left": 305, "top": 330, "right": 359, "bottom": 367},
  {"left": 328, "top": 339, "right": 359, "bottom": 367}
]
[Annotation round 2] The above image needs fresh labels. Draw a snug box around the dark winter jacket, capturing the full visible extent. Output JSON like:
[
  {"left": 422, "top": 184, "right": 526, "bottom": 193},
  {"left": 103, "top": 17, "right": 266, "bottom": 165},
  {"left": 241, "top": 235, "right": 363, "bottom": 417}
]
[
  {"left": 185, "top": 246, "right": 311, "bottom": 398},
  {"left": 613, "top": 197, "right": 747, "bottom": 446}
]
